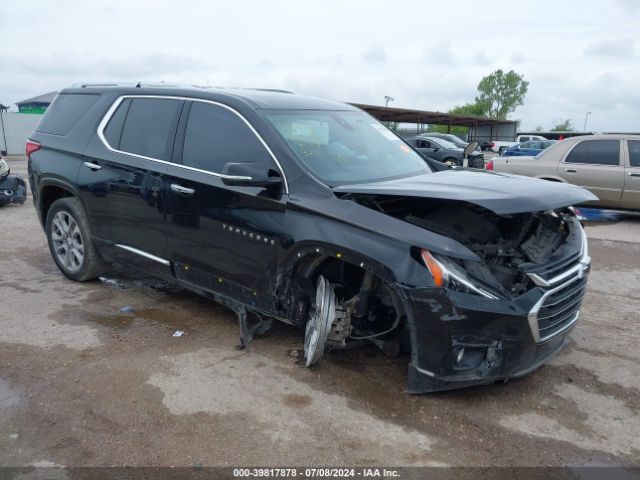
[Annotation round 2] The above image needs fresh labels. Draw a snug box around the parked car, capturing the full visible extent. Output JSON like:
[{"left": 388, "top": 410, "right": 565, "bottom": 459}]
[
  {"left": 406, "top": 135, "right": 485, "bottom": 168},
  {"left": 420, "top": 133, "right": 480, "bottom": 151},
  {"left": 29, "top": 85, "right": 594, "bottom": 393},
  {"left": 479, "top": 141, "right": 494, "bottom": 151},
  {"left": 492, "top": 135, "right": 548, "bottom": 154},
  {"left": 488, "top": 134, "right": 640, "bottom": 210},
  {"left": 503, "top": 140, "right": 557, "bottom": 157}
]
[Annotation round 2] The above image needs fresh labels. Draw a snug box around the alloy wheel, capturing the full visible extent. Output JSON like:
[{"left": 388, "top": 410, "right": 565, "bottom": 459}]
[{"left": 50, "top": 211, "right": 85, "bottom": 273}]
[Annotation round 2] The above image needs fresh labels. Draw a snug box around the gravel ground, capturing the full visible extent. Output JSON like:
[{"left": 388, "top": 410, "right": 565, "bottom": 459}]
[{"left": 1, "top": 157, "right": 639, "bottom": 470}]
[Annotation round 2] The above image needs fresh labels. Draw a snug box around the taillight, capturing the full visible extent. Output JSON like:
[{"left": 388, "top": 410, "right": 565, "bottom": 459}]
[
  {"left": 490, "top": 142, "right": 495, "bottom": 148},
  {"left": 26, "top": 141, "right": 41, "bottom": 158},
  {"left": 486, "top": 159, "right": 494, "bottom": 170}
]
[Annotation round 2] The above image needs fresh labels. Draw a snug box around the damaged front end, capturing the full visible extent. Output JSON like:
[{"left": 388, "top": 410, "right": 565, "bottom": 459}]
[{"left": 328, "top": 192, "right": 591, "bottom": 393}]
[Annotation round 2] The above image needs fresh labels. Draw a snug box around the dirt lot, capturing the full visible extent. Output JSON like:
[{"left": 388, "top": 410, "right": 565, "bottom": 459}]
[{"left": 1, "top": 157, "right": 639, "bottom": 469}]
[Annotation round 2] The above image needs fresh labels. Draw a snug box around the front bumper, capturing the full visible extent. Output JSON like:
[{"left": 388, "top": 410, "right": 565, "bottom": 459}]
[
  {"left": 400, "top": 220, "right": 589, "bottom": 393},
  {"left": 401, "top": 285, "right": 581, "bottom": 393}
]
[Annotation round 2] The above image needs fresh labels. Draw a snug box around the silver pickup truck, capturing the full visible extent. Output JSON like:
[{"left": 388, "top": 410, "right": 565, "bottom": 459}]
[{"left": 488, "top": 134, "right": 640, "bottom": 211}]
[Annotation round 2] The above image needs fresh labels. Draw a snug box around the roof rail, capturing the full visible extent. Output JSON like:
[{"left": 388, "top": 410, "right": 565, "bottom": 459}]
[
  {"left": 74, "top": 83, "right": 128, "bottom": 88},
  {"left": 250, "top": 88, "right": 294, "bottom": 94},
  {"left": 135, "top": 81, "right": 191, "bottom": 88},
  {"left": 73, "top": 81, "right": 189, "bottom": 89}
]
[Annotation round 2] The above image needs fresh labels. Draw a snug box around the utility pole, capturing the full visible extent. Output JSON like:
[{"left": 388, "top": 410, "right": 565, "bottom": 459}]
[
  {"left": 384, "top": 96, "right": 394, "bottom": 107},
  {"left": 583, "top": 111, "right": 591, "bottom": 132},
  {"left": 0, "top": 109, "right": 7, "bottom": 155}
]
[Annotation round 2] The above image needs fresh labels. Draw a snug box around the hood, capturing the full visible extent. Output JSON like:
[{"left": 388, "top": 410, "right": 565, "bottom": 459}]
[{"left": 333, "top": 170, "right": 597, "bottom": 215}]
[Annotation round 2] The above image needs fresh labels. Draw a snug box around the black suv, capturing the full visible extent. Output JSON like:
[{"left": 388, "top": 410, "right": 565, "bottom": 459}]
[{"left": 28, "top": 85, "right": 595, "bottom": 393}]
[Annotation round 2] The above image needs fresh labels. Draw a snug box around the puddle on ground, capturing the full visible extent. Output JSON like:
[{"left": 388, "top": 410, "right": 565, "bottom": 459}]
[
  {"left": 87, "top": 307, "right": 202, "bottom": 332},
  {"left": 0, "top": 378, "right": 22, "bottom": 415}
]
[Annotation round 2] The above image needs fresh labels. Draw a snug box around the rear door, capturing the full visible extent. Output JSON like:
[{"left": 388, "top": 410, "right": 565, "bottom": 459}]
[
  {"left": 79, "top": 96, "right": 183, "bottom": 273},
  {"left": 621, "top": 139, "right": 640, "bottom": 210},
  {"left": 164, "top": 100, "right": 287, "bottom": 312},
  {"left": 558, "top": 139, "right": 624, "bottom": 208}
]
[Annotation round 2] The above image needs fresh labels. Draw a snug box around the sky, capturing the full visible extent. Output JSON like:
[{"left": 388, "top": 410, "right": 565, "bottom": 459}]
[{"left": 1, "top": 0, "right": 638, "bottom": 131}]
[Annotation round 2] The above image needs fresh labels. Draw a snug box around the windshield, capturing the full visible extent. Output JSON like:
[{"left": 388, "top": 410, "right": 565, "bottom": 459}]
[
  {"left": 535, "top": 140, "right": 562, "bottom": 159},
  {"left": 442, "top": 134, "right": 465, "bottom": 145},
  {"left": 425, "top": 137, "right": 458, "bottom": 149},
  {"left": 263, "top": 110, "right": 431, "bottom": 185}
]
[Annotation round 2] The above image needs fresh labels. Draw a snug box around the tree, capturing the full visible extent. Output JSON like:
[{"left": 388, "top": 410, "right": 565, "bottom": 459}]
[
  {"left": 551, "top": 119, "right": 574, "bottom": 131},
  {"left": 534, "top": 125, "right": 543, "bottom": 132},
  {"left": 425, "top": 102, "right": 489, "bottom": 137},
  {"left": 475, "top": 69, "right": 529, "bottom": 119},
  {"left": 449, "top": 102, "right": 489, "bottom": 117}
]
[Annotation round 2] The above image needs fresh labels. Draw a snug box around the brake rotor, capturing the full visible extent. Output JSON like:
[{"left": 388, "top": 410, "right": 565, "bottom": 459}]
[{"left": 303, "top": 275, "right": 336, "bottom": 367}]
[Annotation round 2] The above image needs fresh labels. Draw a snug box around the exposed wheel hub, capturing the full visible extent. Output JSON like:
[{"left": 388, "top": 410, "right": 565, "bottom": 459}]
[{"left": 304, "top": 275, "right": 336, "bottom": 367}]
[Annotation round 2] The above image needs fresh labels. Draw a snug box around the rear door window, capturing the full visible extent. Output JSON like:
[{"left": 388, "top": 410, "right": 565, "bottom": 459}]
[
  {"left": 182, "top": 102, "right": 273, "bottom": 173},
  {"left": 36, "top": 93, "right": 100, "bottom": 135},
  {"left": 628, "top": 140, "right": 640, "bottom": 167},
  {"left": 118, "top": 98, "right": 183, "bottom": 161},
  {"left": 565, "top": 140, "right": 620, "bottom": 166}
]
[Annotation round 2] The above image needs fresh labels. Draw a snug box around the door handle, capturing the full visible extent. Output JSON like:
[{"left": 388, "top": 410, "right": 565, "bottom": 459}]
[
  {"left": 565, "top": 168, "right": 578, "bottom": 173},
  {"left": 170, "top": 184, "right": 195, "bottom": 195},
  {"left": 83, "top": 161, "right": 102, "bottom": 171},
  {"left": 628, "top": 172, "right": 640, "bottom": 177}
]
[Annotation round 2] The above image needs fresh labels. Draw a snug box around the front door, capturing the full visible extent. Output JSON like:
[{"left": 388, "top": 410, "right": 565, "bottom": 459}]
[
  {"left": 558, "top": 139, "right": 624, "bottom": 208},
  {"left": 164, "top": 100, "right": 287, "bottom": 312}
]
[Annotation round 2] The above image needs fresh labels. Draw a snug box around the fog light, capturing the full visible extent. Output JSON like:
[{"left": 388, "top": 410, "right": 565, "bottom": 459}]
[{"left": 456, "top": 348, "right": 465, "bottom": 364}]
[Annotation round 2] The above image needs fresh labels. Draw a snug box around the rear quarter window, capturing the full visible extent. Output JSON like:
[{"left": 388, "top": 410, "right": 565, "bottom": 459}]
[{"left": 36, "top": 93, "right": 100, "bottom": 135}]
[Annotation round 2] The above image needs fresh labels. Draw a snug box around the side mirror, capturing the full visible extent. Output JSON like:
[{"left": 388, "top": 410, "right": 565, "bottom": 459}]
[
  {"left": 221, "top": 162, "right": 283, "bottom": 189},
  {"left": 463, "top": 141, "right": 479, "bottom": 157}
]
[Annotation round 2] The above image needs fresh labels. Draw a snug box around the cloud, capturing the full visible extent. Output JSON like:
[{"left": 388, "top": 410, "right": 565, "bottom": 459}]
[
  {"left": 472, "top": 51, "right": 490, "bottom": 66},
  {"left": 509, "top": 52, "right": 525, "bottom": 64},
  {"left": 422, "top": 41, "right": 456, "bottom": 66},
  {"left": 361, "top": 44, "right": 386, "bottom": 63},
  {"left": 616, "top": 0, "right": 639, "bottom": 11},
  {"left": 585, "top": 39, "right": 634, "bottom": 58}
]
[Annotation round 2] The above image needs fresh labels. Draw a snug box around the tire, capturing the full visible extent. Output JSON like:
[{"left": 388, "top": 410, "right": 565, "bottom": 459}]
[{"left": 45, "top": 197, "right": 106, "bottom": 282}]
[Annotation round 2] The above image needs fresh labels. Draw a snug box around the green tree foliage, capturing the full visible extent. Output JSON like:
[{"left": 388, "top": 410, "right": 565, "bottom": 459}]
[
  {"left": 551, "top": 119, "right": 574, "bottom": 131},
  {"left": 450, "top": 102, "right": 488, "bottom": 116},
  {"left": 425, "top": 102, "right": 487, "bottom": 137},
  {"left": 475, "top": 69, "right": 529, "bottom": 119}
]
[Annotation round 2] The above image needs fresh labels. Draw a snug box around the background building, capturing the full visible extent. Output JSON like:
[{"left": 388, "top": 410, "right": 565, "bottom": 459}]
[{"left": 15, "top": 91, "right": 57, "bottom": 114}]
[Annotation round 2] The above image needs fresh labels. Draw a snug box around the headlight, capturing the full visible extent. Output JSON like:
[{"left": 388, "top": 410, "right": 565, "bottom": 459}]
[{"left": 420, "top": 250, "right": 499, "bottom": 299}]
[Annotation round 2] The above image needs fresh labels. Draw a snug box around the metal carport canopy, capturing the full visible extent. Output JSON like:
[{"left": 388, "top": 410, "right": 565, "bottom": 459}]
[{"left": 349, "top": 103, "right": 516, "bottom": 127}]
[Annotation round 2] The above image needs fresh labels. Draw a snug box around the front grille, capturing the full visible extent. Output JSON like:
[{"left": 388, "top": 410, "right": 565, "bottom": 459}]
[
  {"left": 526, "top": 223, "right": 589, "bottom": 343},
  {"left": 526, "top": 251, "right": 581, "bottom": 284},
  {"left": 536, "top": 275, "right": 587, "bottom": 341}
]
